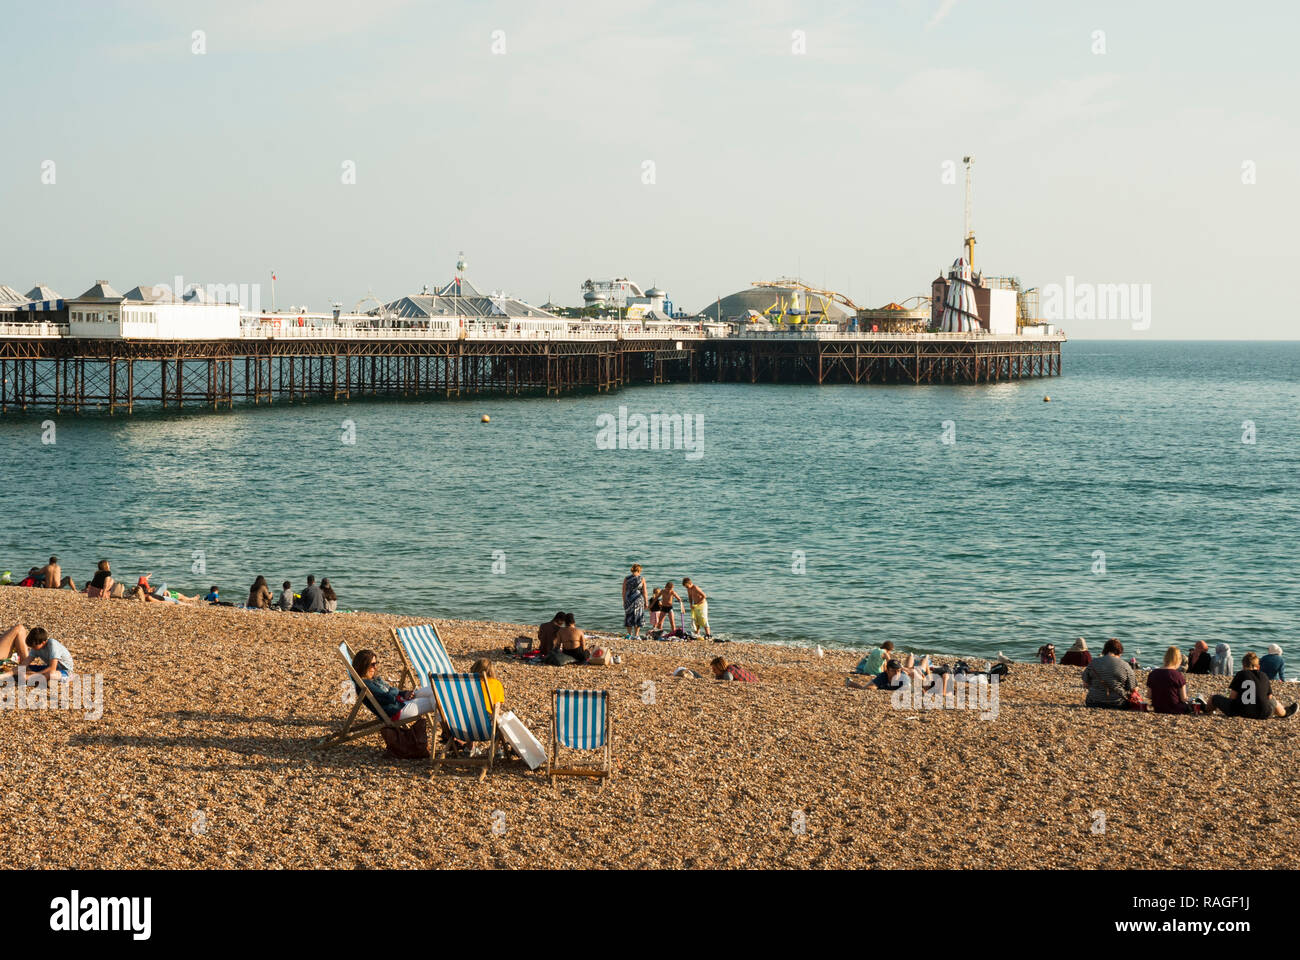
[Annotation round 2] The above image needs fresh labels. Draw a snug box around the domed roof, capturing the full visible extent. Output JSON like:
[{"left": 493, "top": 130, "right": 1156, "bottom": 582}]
[{"left": 696, "top": 287, "right": 848, "bottom": 323}]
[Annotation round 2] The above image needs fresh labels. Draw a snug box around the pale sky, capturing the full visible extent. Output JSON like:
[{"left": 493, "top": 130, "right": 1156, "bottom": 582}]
[{"left": 3, "top": 0, "right": 1297, "bottom": 338}]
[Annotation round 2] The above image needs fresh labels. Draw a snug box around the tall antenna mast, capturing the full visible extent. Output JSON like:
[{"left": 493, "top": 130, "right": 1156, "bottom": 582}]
[{"left": 963, "top": 156, "right": 975, "bottom": 271}]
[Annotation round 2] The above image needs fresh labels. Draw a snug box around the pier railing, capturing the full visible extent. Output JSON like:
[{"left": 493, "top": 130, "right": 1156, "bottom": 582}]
[
  {"left": 232, "top": 321, "right": 1063, "bottom": 343},
  {"left": 0, "top": 319, "right": 1064, "bottom": 345},
  {"left": 0, "top": 322, "right": 68, "bottom": 338},
  {"left": 737, "top": 329, "right": 1065, "bottom": 342},
  {"left": 235, "top": 321, "right": 715, "bottom": 342}
]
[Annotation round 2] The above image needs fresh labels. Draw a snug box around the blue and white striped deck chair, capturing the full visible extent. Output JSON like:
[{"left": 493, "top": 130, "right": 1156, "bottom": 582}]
[
  {"left": 429, "top": 673, "right": 500, "bottom": 780},
  {"left": 391, "top": 624, "right": 455, "bottom": 690},
  {"left": 316, "top": 641, "right": 416, "bottom": 750},
  {"left": 549, "top": 689, "right": 613, "bottom": 786}
]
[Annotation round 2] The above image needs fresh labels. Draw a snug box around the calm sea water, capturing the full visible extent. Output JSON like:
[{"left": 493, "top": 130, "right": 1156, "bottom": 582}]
[{"left": 3, "top": 341, "right": 1297, "bottom": 661}]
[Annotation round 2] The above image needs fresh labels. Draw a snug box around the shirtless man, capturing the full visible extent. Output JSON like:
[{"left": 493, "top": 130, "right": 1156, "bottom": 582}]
[
  {"left": 537, "top": 611, "right": 565, "bottom": 656},
  {"left": 38, "top": 556, "right": 61, "bottom": 590},
  {"left": 681, "top": 578, "right": 712, "bottom": 640},
  {"left": 555, "top": 613, "right": 589, "bottom": 665},
  {"left": 656, "top": 582, "right": 682, "bottom": 633}
]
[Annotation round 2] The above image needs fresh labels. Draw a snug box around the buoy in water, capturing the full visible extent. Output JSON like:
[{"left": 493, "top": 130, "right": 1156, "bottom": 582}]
[
  {"left": 1043, "top": 396, "right": 1051, "bottom": 402},
  {"left": 481, "top": 414, "right": 490, "bottom": 423}
]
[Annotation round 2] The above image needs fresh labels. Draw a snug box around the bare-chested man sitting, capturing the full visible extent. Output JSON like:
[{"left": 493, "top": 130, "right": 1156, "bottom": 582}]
[
  {"left": 555, "top": 612, "right": 589, "bottom": 665},
  {"left": 38, "top": 556, "right": 61, "bottom": 590}
]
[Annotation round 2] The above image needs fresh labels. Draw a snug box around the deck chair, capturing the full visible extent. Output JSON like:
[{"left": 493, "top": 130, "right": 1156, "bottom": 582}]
[
  {"left": 429, "top": 673, "right": 500, "bottom": 781},
  {"left": 316, "top": 641, "right": 420, "bottom": 750},
  {"left": 392, "top": 624, "right": 455, "bottom": 690},
  {"left": 548, "top": 689, "right": 612, "bottom": 787}
]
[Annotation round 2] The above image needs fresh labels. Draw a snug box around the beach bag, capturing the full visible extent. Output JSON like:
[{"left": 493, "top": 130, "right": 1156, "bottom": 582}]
[
  {"left": 381, "top": 716, "right": 430, "bottom": 759},
  {"left": 1124, "top": 689, "right": 1148, "bottom": 712},
  {"left": 588, "top": 647, "right": 612, "bottom": 666}
]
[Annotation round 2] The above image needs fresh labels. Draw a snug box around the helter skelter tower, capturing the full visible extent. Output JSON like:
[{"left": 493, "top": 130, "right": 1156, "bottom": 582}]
[{"left": 939, "top": 156, "right": 981, "bottom": 333}]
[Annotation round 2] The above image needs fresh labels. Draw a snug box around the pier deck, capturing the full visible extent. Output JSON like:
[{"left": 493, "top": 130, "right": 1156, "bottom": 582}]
[{"left": 0, "top": 326, "right": 1063, "bottom": 414}]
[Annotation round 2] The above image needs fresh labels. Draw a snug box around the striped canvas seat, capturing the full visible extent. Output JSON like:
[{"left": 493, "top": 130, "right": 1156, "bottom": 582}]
[
  {"left": 430, "top": 674, "right": 495, "bottom": 741},
  {"left": 393, "top": 623, "right": 454, "bottom": 688},
  {"left": 429, "top": 673, "right": 501, "bottom": 780},
  {"left": 549, "top": 688, "right": 613, "bottom": 786},
  {"left": 555, "top": 689, "right": 609, "bottom": 750}
]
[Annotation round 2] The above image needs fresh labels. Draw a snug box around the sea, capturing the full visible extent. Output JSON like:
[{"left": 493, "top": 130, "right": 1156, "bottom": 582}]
[{"left": 3, "top": 340, "right": 1297, "bottom": 662}]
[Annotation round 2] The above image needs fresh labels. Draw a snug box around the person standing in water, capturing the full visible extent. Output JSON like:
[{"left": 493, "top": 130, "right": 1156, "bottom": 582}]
[
  {"left": 622, "top": 564, "right": 649, "bottom": 639},
  {"left": 682, "top": 577, "right": 712, "bottom": 640},
  {"left": 656, "top": 581, "right": 682, "bottom": 633}
]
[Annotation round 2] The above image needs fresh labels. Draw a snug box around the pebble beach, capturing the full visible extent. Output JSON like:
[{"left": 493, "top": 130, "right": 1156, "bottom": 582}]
[{"left": 3, "top": 588, "right": 1297, "bottom": 870}]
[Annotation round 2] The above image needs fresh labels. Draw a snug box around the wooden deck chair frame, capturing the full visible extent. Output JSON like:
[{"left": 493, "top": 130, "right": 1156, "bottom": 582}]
[
  {"left": 548, "top": 689, "right": 613, "bottom": 787},
  {"left": 390, "top": 623, "right": 454, "bottom": 691},
  {"left": 316, "top": 641, "right": 422, "bottom": 750},
  {"left": 429, "top": 673, "right": 501, "bottom": 782}
]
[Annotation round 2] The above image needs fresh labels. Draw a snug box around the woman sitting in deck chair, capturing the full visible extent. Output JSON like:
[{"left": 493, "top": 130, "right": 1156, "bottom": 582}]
[{"left": 352, "top": 648, "right": 439, "bottom": 722}]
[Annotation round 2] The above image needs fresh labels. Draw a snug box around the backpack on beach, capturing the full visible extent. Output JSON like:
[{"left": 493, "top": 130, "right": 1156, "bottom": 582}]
[{"left": 380, "top": 716, "right": 430, "bottom": 759}]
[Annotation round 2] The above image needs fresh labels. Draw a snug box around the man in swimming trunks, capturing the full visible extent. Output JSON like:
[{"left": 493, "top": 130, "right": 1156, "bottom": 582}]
[
  {"left": 657, "top": 582, "right": 681, "bottom": 633},
  {"left": 682, "top": 578, "right": 711, "bottom": 640}
]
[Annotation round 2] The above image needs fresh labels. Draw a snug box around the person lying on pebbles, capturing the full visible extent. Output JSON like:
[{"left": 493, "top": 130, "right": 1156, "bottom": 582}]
[
  {"left": 131, "top": 575, "right": 200, "bottom": 604},
  {"left": 710, "top": 657, "right": 757, "bottom": 682},
  {"left": 846, "top": 658, "right": 906, "bottom": 691}
]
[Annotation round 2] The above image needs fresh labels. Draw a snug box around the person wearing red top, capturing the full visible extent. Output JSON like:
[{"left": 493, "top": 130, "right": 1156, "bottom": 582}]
[
  {"left": 1147, "top": 646, "right": 1197, "bottom": 714},
  {"left": 1061, "top": 637, "right": 1092, "bottom": 667},
  {"left": 711, "top": 657, "right": 757, "bottom": 682}
]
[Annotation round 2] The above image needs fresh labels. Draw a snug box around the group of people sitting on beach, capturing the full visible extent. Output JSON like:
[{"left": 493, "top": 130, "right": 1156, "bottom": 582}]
[
  {"left": 7, "top": 556, "right": 339, "bottom": 613},
  {"left": 1045, "top": 637, "right": 1295, "bottom": 719},
  {"left": 846, "top": 639, "right": 1009, "bottom": 695},
  {"left": 13, "top": 557, "right": 200, "bottom": 604},
  {"left": 244, "top": 575, "right": 338, "bottom": 613},
  {"left": 535, "top": 611, "right": 599, "bottom": 665},
  {"left": 622, "top": 564, "right": 716, "bottom": 641},
  {"left": 844, "top": 634, "right": 1295, "bottom": 721}
]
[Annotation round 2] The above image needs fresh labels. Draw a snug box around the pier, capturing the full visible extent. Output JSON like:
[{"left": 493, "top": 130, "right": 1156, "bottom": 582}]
[{"left": 0, "top": 322, "right": 1063, "bottom": 414}]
